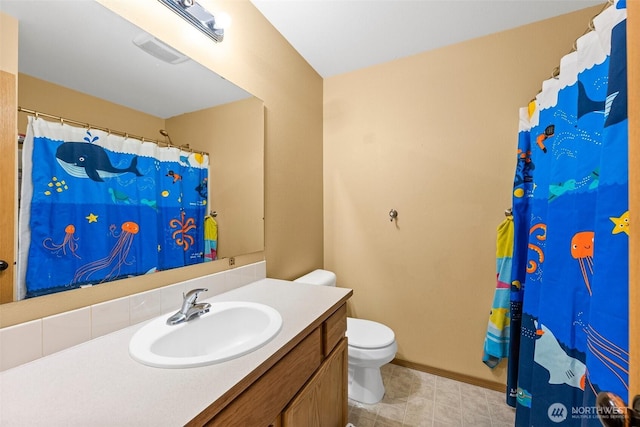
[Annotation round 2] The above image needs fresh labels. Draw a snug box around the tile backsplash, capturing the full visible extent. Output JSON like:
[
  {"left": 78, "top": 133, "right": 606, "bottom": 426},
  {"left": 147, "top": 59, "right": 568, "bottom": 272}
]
[
  {"left": 0, "top": 261, "right": 266, "bottom": 372},
  {"left": 42, "top": 306, "right": 92, "bottom": 356}
]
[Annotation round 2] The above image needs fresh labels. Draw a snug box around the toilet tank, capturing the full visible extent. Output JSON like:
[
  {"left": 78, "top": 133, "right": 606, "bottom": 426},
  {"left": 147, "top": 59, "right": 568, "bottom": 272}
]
[{"left": 293, "top": 269, "right": 336, "bottom": 287}]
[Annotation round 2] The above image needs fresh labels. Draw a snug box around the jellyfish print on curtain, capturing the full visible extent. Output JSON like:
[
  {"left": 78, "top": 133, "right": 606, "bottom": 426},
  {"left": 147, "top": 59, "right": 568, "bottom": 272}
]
[
  {"left": 510, "top": 1, "right": 628, "bottom": 426},
  {"left": 18, "top": 117, "right": 209, "bottom": 298}
]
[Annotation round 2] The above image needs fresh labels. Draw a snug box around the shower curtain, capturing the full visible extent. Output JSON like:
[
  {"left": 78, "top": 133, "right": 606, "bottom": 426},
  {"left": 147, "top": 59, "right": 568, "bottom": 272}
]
[
  {"left": 18, "top": 117, "right": 209, "bottom": 298},
  {"left": 511, "top": 1, "right": 628, "bottom": 425}
]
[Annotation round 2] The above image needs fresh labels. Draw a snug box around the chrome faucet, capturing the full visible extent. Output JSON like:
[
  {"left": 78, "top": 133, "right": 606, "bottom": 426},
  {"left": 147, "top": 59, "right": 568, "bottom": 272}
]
[{"left": 166, "top": 288, "right": 211, "bottom": 325}]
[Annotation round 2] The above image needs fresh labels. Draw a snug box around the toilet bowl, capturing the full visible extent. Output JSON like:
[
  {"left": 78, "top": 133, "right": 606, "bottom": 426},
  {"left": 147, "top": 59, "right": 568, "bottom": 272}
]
[{"left": 294, "top": 269, "right": 397, "bottom": 404}]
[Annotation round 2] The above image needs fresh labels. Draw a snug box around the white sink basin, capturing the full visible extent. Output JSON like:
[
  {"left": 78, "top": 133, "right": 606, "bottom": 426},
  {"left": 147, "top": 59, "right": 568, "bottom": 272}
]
[{"left": 129, "top": 301, "right": 282, "bottom": 368}]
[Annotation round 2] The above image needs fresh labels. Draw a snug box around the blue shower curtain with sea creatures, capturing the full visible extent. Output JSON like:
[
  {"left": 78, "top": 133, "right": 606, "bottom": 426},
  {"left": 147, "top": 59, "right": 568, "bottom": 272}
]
[
  {"left": 18, "top": 117, "right": 209, "bottom": 298},
  {"left": 511, "top": 1, "right": 629, "bottom": 425}
]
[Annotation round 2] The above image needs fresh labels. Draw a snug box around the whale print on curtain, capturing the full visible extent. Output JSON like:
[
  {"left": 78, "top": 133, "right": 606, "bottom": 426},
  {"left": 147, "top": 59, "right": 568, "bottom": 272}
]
[
  {"left": 511, "top": 1, "right": 628, "bottom": 425},
  {"left": 18, "top": 117, "right": 209, "bottom": 298}
]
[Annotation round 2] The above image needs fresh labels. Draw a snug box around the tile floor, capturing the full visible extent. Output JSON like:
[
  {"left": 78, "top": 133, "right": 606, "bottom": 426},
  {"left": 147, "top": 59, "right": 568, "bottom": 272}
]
[{"left": 348, "top": 363, "right": 516, "bottom": 427}]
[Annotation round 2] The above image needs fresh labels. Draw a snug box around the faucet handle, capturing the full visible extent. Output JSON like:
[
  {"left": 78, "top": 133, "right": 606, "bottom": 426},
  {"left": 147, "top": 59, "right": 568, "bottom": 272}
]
[{"left": 183, "top": 288, "right": 208, "bottom": 303}]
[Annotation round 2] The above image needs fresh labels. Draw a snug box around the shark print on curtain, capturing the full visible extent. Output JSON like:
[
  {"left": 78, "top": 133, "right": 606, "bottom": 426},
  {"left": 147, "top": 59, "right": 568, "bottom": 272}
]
[
  {"left": 18, "top": 117, "right": 209, "bottom": 299},
  {"left": 511, "top": 1, "right": 628, "bottom": 426}
]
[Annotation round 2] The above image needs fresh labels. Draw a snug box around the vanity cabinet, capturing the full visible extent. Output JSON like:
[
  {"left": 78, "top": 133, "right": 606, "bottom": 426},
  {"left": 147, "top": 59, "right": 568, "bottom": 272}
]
[
  {"left": 281, "top": 338, "right": 347, "bottom": 427},
  {"left": 194, "top": 303, "right": 348, "bottom": 427}
]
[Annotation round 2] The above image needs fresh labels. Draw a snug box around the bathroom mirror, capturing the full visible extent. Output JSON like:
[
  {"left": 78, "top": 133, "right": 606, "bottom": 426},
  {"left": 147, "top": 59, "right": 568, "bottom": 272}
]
[{"left": 1, "top": 0, "right": 264, "bottom": 305}]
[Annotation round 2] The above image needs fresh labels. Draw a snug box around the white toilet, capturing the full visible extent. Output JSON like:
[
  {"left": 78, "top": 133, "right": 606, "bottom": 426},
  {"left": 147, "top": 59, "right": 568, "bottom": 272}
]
[{"left": 294, "top": 269, "right": 397, "bottom": 404}]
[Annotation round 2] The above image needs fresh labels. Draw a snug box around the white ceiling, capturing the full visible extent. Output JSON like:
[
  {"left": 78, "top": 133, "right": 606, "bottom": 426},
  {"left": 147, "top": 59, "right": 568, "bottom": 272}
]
[
  {"left": 250, "top": 0, "right": 603, "bottom": 78},
  {"left": 0, "top": 0, "right": 603, "bottom": 118},
  {"left": 0, "top": 0, "right": 251, "bottom": 119}
]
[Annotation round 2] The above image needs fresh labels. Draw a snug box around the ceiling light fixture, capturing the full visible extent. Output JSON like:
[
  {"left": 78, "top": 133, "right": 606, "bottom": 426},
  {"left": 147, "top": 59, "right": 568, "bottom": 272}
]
[{"left": 158, "top": 0, "right": 231, "bottom": 43}]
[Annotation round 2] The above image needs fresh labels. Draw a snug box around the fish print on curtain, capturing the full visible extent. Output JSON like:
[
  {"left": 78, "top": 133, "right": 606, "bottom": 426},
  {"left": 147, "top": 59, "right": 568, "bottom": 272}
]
[
  {"left": 510, "top": 1, "right": 628, "bottom": 426},
  {"left": 18, "top": 117, "right": 209, "bottom": 298}
]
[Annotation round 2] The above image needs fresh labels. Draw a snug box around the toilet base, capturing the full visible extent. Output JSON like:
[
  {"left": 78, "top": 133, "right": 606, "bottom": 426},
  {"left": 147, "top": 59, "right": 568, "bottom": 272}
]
[{"left": 348, "top": 365, "right": 386, "bottom": 404}]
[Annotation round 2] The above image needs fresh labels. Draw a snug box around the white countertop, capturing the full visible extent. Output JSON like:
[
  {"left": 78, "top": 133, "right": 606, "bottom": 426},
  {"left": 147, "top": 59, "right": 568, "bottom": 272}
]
[{"left": 0, "top": 279, "right": 351, "bottom": 426}]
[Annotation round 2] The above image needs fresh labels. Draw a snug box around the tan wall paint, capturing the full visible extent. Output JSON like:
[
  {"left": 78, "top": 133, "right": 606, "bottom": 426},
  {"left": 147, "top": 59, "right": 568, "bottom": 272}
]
[
  {"left": 167, "top": 97, "right": 265, "bottom": 258},
  {"left": 324, "top": 7, "right": 601, "bottom": 383},
  {"left": 0, "top": 13, "right": 18, "bottom": 73},
  {"left": 18, "top": 74, "right": 165, "bottom": 138}
]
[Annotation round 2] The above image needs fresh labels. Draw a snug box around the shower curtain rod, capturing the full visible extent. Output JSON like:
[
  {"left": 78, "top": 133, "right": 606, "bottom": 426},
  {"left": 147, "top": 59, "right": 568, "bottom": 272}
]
[
  {"left": 569, "top": 1, "right": 611, "bottom": 51},
  {"left": 548, "top": 0, "right": 614, "bottom": 80},
  {"left": 17, "top": 106, "right": 208, "bottom": 156},
  {"left": 530, "top": 0, "right": 615, "bottom": 100}
]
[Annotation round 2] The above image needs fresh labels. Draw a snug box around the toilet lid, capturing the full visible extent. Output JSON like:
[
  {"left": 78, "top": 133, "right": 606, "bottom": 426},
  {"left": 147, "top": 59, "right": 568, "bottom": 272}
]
[{"left": 347, "top": 317, "right": 395, "bottom": 349}]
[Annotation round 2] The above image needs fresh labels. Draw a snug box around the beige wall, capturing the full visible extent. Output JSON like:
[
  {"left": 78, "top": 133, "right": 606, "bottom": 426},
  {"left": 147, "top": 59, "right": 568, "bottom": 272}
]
[
  {"left": 324, "top": 7, "right": 600, "bottom": 385},
  {"left": 167, "top": 97, "right": 265, "bottom": 258},
  {"left": 0, "top": 13, "right": 18, "bottom": 73},
  {"left": 18, "top": 74, "right": 165, "bottom": 138}
]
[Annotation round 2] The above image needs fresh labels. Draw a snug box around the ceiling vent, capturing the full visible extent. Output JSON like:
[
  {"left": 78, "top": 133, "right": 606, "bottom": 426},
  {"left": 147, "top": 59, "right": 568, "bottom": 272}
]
[{"left": 132, "top": 33, "right": 189, "bottom": 65}]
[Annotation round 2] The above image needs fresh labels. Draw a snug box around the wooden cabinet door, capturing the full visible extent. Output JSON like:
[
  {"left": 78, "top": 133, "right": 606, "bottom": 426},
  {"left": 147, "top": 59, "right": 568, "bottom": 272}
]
[
  {"left": 282, "top": 338, "right": 347, "bottom": 427},
  {"left": 0, "top": 70, "right": 16, "bottom": 303}
]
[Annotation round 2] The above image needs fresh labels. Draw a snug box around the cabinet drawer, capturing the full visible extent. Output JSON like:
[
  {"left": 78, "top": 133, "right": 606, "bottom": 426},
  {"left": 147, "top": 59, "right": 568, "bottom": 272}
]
[
  {"left": 323, "top": 304, "right": 346, "bottom": 356},
  {"left": 204, "top": 328, "right": 323, "bottom": 426}
]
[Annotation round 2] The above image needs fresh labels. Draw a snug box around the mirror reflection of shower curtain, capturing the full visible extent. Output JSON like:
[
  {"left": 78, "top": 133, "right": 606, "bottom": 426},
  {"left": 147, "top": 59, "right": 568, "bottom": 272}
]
[
  {"left": 17, "top": 117, "right": 209, "bottom": 299},
  {"left": 510, "top": 2, "right": 629, "bottom": 425}
]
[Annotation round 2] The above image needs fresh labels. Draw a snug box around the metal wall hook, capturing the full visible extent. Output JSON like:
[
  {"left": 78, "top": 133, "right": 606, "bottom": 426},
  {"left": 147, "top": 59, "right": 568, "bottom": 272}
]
[{"left": 389, "top": 209, "right": 398, "bottom": 222}]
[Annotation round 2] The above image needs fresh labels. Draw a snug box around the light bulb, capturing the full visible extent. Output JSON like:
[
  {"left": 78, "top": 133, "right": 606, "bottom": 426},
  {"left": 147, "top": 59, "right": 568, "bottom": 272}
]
[{"left": 213, "top": 11, "right": 231, "bottom": 30}]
